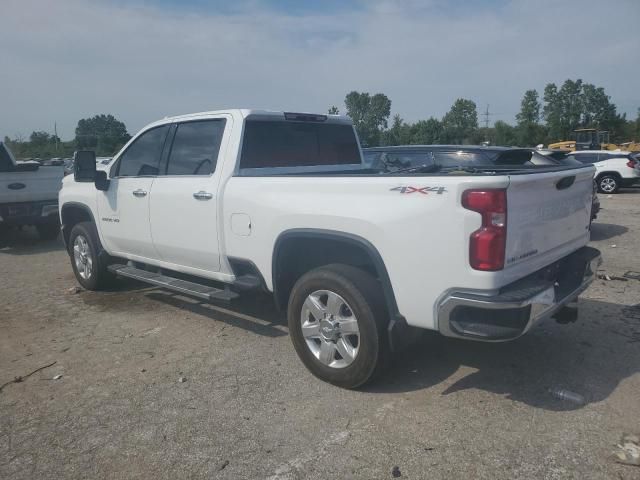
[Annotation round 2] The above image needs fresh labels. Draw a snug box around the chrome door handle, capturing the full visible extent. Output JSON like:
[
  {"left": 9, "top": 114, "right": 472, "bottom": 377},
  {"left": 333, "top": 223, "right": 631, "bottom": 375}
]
[
  {"left": 193, "top": 191, "right": 213, "bottom": 200},
  {"left": 132, "top": 189, "right": 147, "bottom": 197}
]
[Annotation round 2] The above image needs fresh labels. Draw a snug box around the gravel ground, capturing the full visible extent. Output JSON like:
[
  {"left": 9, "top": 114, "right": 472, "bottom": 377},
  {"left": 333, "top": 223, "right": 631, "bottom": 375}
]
[{"left": 1, "top": 188, "right": 639, "bottom": 480}]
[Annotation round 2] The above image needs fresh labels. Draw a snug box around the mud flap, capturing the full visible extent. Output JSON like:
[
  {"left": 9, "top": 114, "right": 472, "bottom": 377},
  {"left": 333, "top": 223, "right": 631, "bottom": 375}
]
[{"left": 553, "top": 300, "right": 579, "bottom": 324}]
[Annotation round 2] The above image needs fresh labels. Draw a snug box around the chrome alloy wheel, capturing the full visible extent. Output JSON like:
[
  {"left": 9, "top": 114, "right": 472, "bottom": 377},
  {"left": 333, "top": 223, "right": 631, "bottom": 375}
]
[
  {"left": 599, "top": 177, "right": 617, "bottom": 193},
  {"left": 73, "top": 235, "right": 93, "bottom": 280},
  {"left": 300, "top": 290, "right": 360, "bottom": 368}
]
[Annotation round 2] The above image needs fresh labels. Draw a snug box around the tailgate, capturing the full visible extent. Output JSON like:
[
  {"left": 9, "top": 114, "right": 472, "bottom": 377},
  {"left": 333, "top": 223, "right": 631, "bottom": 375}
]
[
  {"left": 505, "top": 167, "right": 594, "bottom": 271},
  {"left": 0, "top": 167, "right": 64, "bottom": 204}
]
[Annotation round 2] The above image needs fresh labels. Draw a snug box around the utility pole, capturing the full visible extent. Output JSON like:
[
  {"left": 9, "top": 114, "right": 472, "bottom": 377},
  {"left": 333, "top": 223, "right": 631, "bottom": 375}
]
[
  {"left": 54, "top": 122, "right": 59, "bottom": 153},
  {"left": 481, "top": 104, "right": 491, "bottom": 143}
]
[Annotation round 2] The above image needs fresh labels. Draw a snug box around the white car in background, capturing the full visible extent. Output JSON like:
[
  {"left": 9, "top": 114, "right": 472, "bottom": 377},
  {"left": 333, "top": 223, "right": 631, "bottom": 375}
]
[{"left": 567, "top": 150, "right": 640, "bottom": 193}]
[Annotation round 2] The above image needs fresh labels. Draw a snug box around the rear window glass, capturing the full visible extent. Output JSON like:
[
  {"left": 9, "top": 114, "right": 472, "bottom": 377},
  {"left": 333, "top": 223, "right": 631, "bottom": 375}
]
[{"left": 240, "top": 121, "right": 360, "bottom": 169}]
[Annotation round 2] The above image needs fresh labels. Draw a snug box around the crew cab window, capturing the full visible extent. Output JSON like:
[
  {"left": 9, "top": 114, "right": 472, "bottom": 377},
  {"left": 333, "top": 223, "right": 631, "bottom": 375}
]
[
  {"left": 116, "top": 125, "right": 168, "bottom": 177},
  {"left": 165, "top": 120, "right": 226, "bottom": 176},
  {"left": 240, "top": 120, "right": 360, "bottom": 168}
]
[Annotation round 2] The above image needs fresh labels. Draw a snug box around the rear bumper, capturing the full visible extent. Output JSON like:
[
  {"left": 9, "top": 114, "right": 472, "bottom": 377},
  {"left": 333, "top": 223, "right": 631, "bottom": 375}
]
[
  {"left": 437, "top": 246, "right": 601, "bottom": 341},
  {"left": 0, "top": 201, "right": 59, "bottom": 226}
]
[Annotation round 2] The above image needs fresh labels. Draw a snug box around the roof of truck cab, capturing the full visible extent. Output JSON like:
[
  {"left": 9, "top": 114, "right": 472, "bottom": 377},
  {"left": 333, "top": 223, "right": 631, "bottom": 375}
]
[{"left": 148, "top": 109, "right": 352, "bottom": 126}]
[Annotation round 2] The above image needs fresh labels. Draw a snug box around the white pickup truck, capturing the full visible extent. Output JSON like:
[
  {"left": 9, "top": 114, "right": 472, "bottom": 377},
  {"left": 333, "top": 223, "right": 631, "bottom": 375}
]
[
  {"left": 1, "top": 141, "right": 63, "bottom": 239},
  {"left": 59, "top": 110, "right": 601, "bottom": 388}
]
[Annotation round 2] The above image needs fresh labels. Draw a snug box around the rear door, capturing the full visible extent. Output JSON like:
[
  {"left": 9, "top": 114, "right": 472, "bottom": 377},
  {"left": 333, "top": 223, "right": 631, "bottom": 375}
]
[
  {"left": 148, "top": 116, "right": 229, "bottom": 273},
  {"left": 505, "top": 167, "right": 594, "bottom": 271},
  {"left": 96, "top": 125, "right": 169, "bottom": 258}
]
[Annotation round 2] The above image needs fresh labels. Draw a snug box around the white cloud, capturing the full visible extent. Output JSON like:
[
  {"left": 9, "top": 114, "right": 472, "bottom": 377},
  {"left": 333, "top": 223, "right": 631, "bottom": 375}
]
[{"left": 1, "top": 0, "right": 638, "bottom": 140}]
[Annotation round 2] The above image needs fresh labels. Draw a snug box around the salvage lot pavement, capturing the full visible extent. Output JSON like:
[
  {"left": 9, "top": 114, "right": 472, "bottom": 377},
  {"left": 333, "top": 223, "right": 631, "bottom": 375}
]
[{"left": 1, "top": 189, "right": 639, "bottom": 480}]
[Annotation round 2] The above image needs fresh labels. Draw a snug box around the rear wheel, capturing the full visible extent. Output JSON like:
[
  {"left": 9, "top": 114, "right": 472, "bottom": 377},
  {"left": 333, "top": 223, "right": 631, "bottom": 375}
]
[
  {"left": 288, "top": 264, "right": 388, "bottom": 389},
  {"left": 68, "top": 222, "right": 114, "bottom": 290},
  {"left": 597, "top": 174, "right": 619, "bottom": 194}
]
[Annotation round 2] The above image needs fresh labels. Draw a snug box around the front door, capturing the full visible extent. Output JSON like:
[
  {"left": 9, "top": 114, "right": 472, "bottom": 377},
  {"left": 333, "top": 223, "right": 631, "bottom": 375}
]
[
  {"left": 96, "top": 125, "right": 169, "bottom": 259},
  {"left": 149, "top": 117, "right": 228, "bottom": 273}
]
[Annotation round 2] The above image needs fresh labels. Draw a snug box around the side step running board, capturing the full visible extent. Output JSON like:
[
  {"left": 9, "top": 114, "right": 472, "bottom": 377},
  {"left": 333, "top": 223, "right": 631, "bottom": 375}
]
[{"left": 108, "top": 264, "right": 239, "bottom": 303}]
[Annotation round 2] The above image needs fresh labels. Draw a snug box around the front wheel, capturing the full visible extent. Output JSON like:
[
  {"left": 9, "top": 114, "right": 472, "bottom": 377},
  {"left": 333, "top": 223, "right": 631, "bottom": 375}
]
[
  {"left": 597, "top": 174, "right": 619, "bottom": 194},
  {"left": 68, "top": 221, "right": 114, "bottom": 290},
  {"left": 287, "top": 264, "right": 388, "bottom": 389}
]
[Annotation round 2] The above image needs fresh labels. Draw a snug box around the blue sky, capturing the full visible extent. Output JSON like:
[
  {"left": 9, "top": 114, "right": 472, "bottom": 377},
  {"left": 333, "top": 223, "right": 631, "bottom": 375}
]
[{"left": 2, "top": 0, "right": 639, "bottom": 140}]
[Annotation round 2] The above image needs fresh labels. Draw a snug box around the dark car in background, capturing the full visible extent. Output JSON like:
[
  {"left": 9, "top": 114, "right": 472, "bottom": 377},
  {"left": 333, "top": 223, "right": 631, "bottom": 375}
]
[{"left": 363, "top": 145, "right": 600, "bottom": 220}]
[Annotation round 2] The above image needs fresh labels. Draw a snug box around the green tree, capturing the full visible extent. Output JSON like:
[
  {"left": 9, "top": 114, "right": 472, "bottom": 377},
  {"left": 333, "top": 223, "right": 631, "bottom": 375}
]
[
  {"left": 327, "top": 105, "right": 340, "bottom": 115},
  {"left": 542, "top": 83, "right": 561, "bottom": 140},
  {"left": 442, "top": 98, "right": 478, "bottom": 144},
  {"left": 344, "top": 91, "right": 391, "bottom": 146},
  {"left": 29, "top": 131, "right": 52, "bottom": 146},
  {"left": 516, "top": 90, "right": 543, "bottom": 146},
  {"left": 516, "top": 90, "right": 540, "bottom": 125},
  {"left": 410, "top": 118, "right": 443, "bottom": 145},
  {"left": 581, "top": 83, "right": 611, "bottom": 127},
  {"left": 493, "top": 120, "right": 518, "bottom": 146},
  {"left": 75, "top": 114, "right": 130, "bottom": 156},
  {"left": 557, "top": 79, "right": 583, "bottom": 140}
]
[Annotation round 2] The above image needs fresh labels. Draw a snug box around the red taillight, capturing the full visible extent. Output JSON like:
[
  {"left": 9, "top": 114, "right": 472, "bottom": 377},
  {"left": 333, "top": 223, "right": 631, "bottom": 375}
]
[
  {"left": 627, "top": 160, "right": 636, "bottom": 168},
  {"left": 462, "top": 189, "right": 507, "bottom": 271}
]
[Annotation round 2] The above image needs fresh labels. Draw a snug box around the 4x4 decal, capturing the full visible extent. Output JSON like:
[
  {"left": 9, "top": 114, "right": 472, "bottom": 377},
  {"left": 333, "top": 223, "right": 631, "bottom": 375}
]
[{"left": 390, "top": 186, "right": 447, "bottom": 195}]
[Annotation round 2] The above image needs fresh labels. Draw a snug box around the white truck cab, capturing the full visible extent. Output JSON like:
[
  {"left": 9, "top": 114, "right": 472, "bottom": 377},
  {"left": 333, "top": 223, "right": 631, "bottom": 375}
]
[{"left": 60, "top": 109, "right": 601, "bottom": 388}]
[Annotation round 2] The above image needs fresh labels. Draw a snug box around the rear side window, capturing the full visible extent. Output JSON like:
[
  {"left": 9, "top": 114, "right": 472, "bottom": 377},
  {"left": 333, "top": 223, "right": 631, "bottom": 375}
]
[
  {"left": 240, "top": 121, "right": 360, "bottom": 169},
  {"left": 166, "top": 120, "right": 226, "bottom": 176},
  {"left": 117, "top": 125, "right": 168, "bottom": 177}
]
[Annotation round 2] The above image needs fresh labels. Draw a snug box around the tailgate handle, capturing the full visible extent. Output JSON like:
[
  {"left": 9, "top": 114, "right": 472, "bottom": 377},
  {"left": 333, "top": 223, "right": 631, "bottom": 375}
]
[{"left": 556, "top": 176, "right": 575, "bottom": 190}]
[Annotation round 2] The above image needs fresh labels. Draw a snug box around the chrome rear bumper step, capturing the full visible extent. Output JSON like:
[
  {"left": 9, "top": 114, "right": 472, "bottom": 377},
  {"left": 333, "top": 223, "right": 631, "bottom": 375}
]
[{"left": 107, "top": 264, "right": 239, "bottom": 302}]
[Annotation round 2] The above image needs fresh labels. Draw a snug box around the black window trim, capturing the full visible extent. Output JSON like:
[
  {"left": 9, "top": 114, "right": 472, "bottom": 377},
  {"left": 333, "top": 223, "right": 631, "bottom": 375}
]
[
  {"left": 111, "top": 124, "right": 171, "bottom": 179},
  {"left": 159, "top": 118, "right": 228, "bottom": 178}
]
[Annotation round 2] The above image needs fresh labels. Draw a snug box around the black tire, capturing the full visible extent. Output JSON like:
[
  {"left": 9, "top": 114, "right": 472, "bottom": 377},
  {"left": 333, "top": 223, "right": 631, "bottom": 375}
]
[
  {"left": 68, "top": 221, "right": 114, "bottom": 290},
  {"left": 596, "top": 174, "right": 619, "bottom": 194},
  {"left": 287, "top": 264, "right": 388, "bottom": 389},
  {"left": 36, "top": 220, "right": 60, "bottom": 241}
]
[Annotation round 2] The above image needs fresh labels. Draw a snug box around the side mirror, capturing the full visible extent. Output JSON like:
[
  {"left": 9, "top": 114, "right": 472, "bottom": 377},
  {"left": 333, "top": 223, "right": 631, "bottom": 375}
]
[
  {"left": 74, "top": 150, "right": 96, "bottom": 182},
  {"left": 95, "top": 170, "right": 110, "bottom": 191}
]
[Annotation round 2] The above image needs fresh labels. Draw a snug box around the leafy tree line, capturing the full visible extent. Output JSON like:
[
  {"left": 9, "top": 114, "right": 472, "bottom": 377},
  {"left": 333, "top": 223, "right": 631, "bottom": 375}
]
[
  {"left": 4, "top": 114, "right": 131, "bottom": 160},
  {"left": 332, "top": 81, "right": 640, "bottom": 148}
]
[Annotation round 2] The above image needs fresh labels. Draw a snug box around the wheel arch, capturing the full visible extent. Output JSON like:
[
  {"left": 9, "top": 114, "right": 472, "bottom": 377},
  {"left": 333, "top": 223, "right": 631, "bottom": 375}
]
[
  {"left": 596, "top": 171, "right": 622, "bottom": 180},
  {"left": 60, "top": 202, "right": 96, "bottom": 249},
  {"left": 272, "top": 229, "right": 400, "bottom": 322}
]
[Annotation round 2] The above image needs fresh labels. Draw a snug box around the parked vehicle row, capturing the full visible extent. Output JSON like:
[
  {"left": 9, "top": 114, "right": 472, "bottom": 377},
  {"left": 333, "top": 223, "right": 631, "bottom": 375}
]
[{"left": 59, "top": 110, "right": 601, "bottom": 388}]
